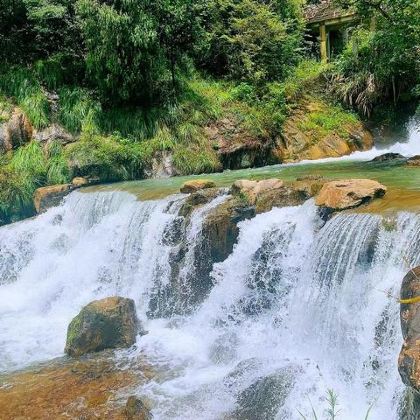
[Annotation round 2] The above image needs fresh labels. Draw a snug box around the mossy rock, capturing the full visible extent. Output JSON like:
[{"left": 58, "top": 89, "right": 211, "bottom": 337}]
[{"left": 65, "top": 297, "right": 142, "bottom": 357}]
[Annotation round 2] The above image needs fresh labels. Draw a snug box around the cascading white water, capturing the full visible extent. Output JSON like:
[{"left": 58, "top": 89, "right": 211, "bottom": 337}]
[
  {"left": 0, "top": 188, "right": 418, "bottom": 419},
  {"left": 299, "top": 112, "right": 420, "bottom": 164}
]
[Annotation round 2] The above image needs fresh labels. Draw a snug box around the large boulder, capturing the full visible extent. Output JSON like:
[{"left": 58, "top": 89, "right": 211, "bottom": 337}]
[
  {"left": 399, "top": 267, "right": 420, "bottom": 393},
  {"left": 231, "top": 179, "right": 284, "bottom": 205},
  {"left": 231, "top": 178, "right": 316, "bottom": 213},
  {"left": 180, "top": 179, "right": 216, "bottom": 194},
  {"left": 34, "top": 183, "right": 75, "bottom": 213},
  {"left": 315, "top": 179, "right": 387, "bottom": 213},
  {"left": 65, "top": 297, "right": 142, "bottom": 357},
  {"left": 204, "top": 116, "right": 274, "bottom": 170}
]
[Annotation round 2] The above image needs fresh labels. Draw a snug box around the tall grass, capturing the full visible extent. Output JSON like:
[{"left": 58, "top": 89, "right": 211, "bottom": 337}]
[
  {"left": 46, "top": 141, "right": 70, "bottom": 185},
  {"left": 0, "top": 142, "right": 47, "bottom": 222},
  {"left": 0, "top": 66, "right": 50, "bottom": 129},
  {"left": 58, "top": 87, "right": 101, "bottom": 134}
]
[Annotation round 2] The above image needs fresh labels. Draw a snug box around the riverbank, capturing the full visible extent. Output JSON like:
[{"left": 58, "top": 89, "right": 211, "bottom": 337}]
[{"left": 0, "top": 61, "right": 378, "bottom": 225}]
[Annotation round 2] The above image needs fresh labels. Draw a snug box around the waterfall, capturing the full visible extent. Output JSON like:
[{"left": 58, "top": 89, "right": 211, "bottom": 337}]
[{"left": 0, "top": 189, "right": 419, "bottom": 419}]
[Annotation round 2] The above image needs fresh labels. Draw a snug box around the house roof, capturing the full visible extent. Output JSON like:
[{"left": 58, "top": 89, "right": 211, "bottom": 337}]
[{"left": 304, "top": 1, "right": 357, "bottom": 25}]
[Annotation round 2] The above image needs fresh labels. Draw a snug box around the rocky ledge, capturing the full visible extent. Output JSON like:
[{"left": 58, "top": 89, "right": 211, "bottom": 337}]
[
  {"left": 33, "top": 176, "right": 96, "bottom": 213},
  {"left": 0, "top": 351, "right": 154, "bottom": 419},
  {"left": 399, "top": 267, "right": 420, "bottom": 391},
  {"left": 398, "top": 267, "right": 420, "bottom": 416}
]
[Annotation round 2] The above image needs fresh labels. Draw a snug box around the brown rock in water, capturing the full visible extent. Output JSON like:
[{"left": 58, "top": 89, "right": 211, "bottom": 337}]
[
  {"left": 0, "top": 351, "right": 154, "bottom": 419},
  {"left": 72, "top": 176, "right": 89, "bottom": 187},
  {"left": 231, "top": 179, "right": 284, "bottom": 205},
  {"left": 407, "top": 156, "right": 420, "bottom": 167},
  {"left": 34, "top": 183, "right": 75, "bottom": 213},
  {"left": 230, "top": 178, "right": 315, "bottom": 213},
  {"left": 65, "top": 297, "right": 142, "bottom": 357},
  {"left": 0, "top": 108, "right": 33, "bottom": 152},
  {"left": 125, "top": 396, "right": 153, "bottom": 420},
  {"left": 399, "top": 267, "right": 420, "bottom": 392},
  {"left": 315, "top": 179, "right": 387, "bottom": 211},
  {"left": 180, "top": 179, "right": 216, "bottom": 194}
]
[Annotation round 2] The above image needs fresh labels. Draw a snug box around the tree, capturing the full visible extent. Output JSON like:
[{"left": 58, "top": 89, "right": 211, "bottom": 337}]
[
  {"left": 197, "top": 0, "right": 304, "bottom": 84},
  {"left": 76, "top": 0, "right": 204, "bottom": 105},
  {"left": 330, "top": 0, "right": 420, "bottom": 114}
]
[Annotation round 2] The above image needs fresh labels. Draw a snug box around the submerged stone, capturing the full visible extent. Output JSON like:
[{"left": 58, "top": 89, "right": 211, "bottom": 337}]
[
  {"left": 231, "top": 365, "right": 299, "bottom": 419},
  {"left": 0, "top": 350, "right": 154, "bottom": 418},
  {"left": 125, "top": 396, "right": 153, "bottom": 420},
  {"left": 65, "top": 296, "right": 142, "bottom": 357}
]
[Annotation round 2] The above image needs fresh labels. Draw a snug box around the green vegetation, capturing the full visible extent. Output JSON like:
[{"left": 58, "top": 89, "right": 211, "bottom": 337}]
[
  {"left": 298, "top": 103, "right": 359, "bottom": 141},
  {"left": 0, "top": 141, "right": 71, "bottom": 223},
  {"left": 330, "top": 0, "right": 419, "bottom": 116},
  {"left": 0, "top": 0, "right": 418, "bottom": 224}
]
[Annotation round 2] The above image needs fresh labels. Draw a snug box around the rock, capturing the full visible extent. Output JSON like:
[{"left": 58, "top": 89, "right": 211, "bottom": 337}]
[
  {"left": 202, "top": 197, "right": 256, "bottom": 264},
  {"left": 72, "top": 177, "right": 89, "bottom": 187},
  {"left": 0, "top": 351, "right": 154, "bottom": 419},
  {"left": 399, "top": 267, "right": 420, "bottom": 393},
  {"left": 231, "top": 179, "right": 284, "bottom": 205},
  {"left": 34, "top": 123, "right": 75, "bottom": 145},
  {"left": 0, "top": 108, "right": 33, "bottom": 152},
  {"left": 274, "top": 98, "right": 373, "bottom": 162},
  {"left": 205, "top": 117, "right": 274, "bottom": 170},
  {"left": 179, "top": 188, "right": 222, "bottom": 217},
  {"left": 407, "top": 156, "right": 420, "bottom": 167},
  {"left": 180, "top": 179, "right": 216, "bottom": 194},
  {"left": 315, "top": 179, "right": 387, "bottom": 212},
  {"left": 34, "top": 183, "right": 75, "bottom": 213},
  {"left": 371, "top": 152, "right": 406, "bottom": 162},
  {"left": 144, "top": 151, "right": 179, "bottom": 178},
  {"left": 65, "top": 297, "right": 141, "bottom": 357},
  {"left": 231, "top": 178, "right": 314, "bottom": 213},
  {"left": 125, "top": 396, "right": 153, "bottom": 420},
  {"left": 231, "top": 365, "right": 299, "bottom": 419}
]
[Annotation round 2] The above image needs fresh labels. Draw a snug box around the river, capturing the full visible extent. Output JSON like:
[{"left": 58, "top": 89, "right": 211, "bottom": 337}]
[{"left": 0, "top": 114, "right": 419, "bottom": 419}]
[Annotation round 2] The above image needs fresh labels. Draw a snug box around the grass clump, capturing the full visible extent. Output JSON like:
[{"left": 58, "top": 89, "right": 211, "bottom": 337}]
[
  {"left": 0, "top": 141, "right": 71, "bottom": 223},
  {"left": 58, "top": 87, "right": 101, "bottom": 134},
  {"left": 298, "top": 103, "right": 359, "bottom": 141},
  {"left": 65, "top": 133, "right": 145, "bottom": 182},
  {"left": 0, "top": 67, "right": 50, "bottom": 129}
]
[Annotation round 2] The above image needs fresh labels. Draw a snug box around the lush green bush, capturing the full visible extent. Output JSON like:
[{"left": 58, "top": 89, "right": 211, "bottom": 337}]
[
  {"left": 76, "top": 0, "right": 204, "bottom": 104},
  {"left": 198, "top": 0, "right": 304, "bottom": 83},
  {"left": 0, "top": 67, "right": 50, "bottom": 129},
  {"left": 330, "top": 0, "right": 420, "bottom": 115}
]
